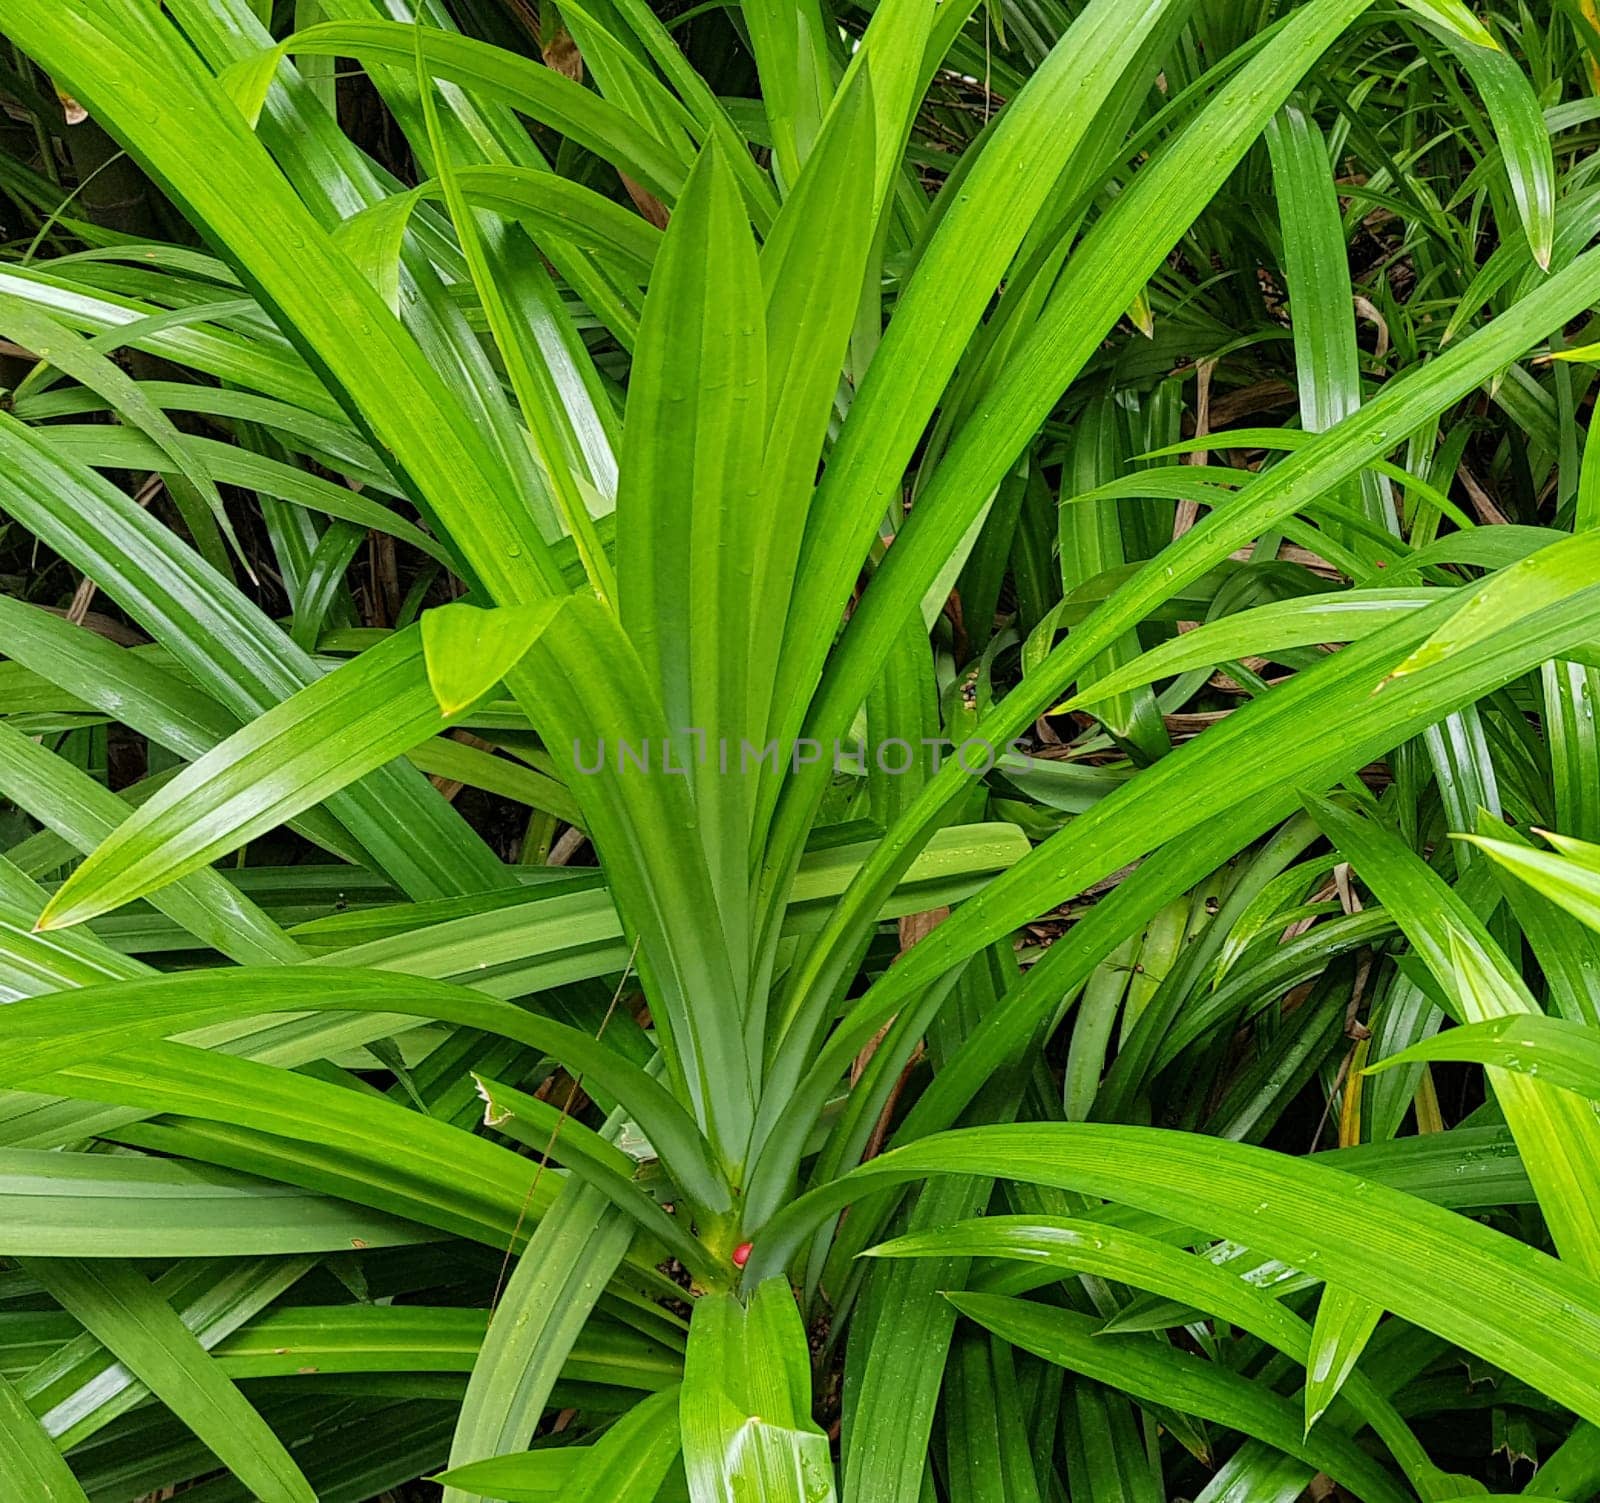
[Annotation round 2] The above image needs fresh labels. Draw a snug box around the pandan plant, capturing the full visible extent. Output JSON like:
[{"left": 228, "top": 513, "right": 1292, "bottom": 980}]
[{"left": 3, "top": 0, "right": 1600, "bottom": 1499}]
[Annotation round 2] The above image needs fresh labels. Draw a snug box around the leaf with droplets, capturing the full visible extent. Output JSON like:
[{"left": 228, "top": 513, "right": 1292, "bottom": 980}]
[{"left": 1304, "top": 1285, "right": 1383, "bottom": 1434}]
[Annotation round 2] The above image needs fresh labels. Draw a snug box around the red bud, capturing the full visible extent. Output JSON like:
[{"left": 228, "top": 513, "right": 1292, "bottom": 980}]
[{"left": 731, "top": 1241, "right": 752, "bottom": 1268}]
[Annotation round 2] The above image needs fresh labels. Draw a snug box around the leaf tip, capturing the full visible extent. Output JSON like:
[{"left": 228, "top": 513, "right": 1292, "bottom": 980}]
[{"left": 31, "top": 902, "right": 70, "bottom": 934}]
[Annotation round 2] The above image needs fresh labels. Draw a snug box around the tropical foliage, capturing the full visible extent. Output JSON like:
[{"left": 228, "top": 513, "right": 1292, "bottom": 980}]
[{"left": 2, "top": 0, "right": 1600, "bottom": 1498}]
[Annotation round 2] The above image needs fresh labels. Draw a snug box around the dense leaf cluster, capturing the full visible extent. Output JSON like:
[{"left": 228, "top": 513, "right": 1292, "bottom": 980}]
[{"left": 2, "top": 0, "right": 1600, "bottom": 1498}]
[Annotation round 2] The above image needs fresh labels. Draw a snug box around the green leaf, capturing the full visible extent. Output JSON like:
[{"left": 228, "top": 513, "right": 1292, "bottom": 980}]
[
  {"left": 432, "top": 1451, "right": 580, "bottom": 1502},
  {"left": 0, "top": 1371, "right": 89, "bottom": 1503},
  {"left": 280, "top": 20, "right": 691, "bottom": 202},
  {"left": 22, "top": 1259, "right": 316, "bottom": 1502},
  {"left": 1467, "top": 829, "right": 1600, "bottom": 921},
  {"left": 748, "top": 63, "right": 876, "bottom": 765},
  {"left": 41, "top": 1041, "right": 554, "bottom": 1249},
  {"left": 767, "top": 0, "right": 1203, "bottom": 776},
  {"left": 616, "top": 135, "right": 767, "bottom": 977},
  {"left": 948, "top": 1294, "right": 1410, "bottom": 1503},
  {"left": 443, "top": 1181, "right": 635, "bottom": 1503},
  {"left": 752, "top": 0, "right": 1445, "bottom": 1119},
  {"left": 0, "top": 1149, "right": 432, "bottom": 1257},
  {"left": 1395, "top": 0, "right": 1499, "bottom": 48},
  {"left": 437, "top": 1387, "right": 681, "bottom": 1502},
  {"left": 472, "top": 1072, "right": 716, "bottom": 1274},
  {"left": 943, "top": 1328, "right": 1044, "bottom": 1503},
  {"left": 1266, "top": 94, "right": 1392, "bottom": 532},
  {"left": 216, "top": 43, "right": 285, "bottom": 127},
  {"left": 681, "top": 1280, "right": 835, "bottom": 1503},
  {"left": 423, "top": 601, "right": 565, "bottom": 717},
  {"left": 1, "top": 2, "right": 568, "bottom": 602},
  {"left": 0, "top": 966, "right": 727, "bottom": 1215},
  {"left": 842, "top": 1175, "right": 991, "bottom": 1503},
  {"left": 0, "top": 594, "right": 364, "bottom": 868},
  {"left": 336, "top": 167, "right": 662, "bottom": 301},
  {"left": 1304, "top": 1286, "right": 1384, "bottom": 1435},
  {"left": 0, "top": 409, "right": 505, "bottom": 901},
  {"left": 1389, "top": 531, "right": 1600, "bottom": 680},
  {"left": 831, "top": 0, "right": 932, "bottom": 218},
  {"left": 1306, "top": 795, "right": 1600, "bottom": 1276},
  {"left": 38, "top": 423, "right": 449, "bottom": 563},
  {"left": 329, "top": 187, "right": 418, "bottom": 313},
  {"left": 0, "top": 292, "right": 245, "bottom": 572},
  {"left": 1428, "top": 20, "right": 1555, "bottom": 269},
  {"left": 38, "top": 628, "right": 455, "bottom": 931},
  {"left": 414, "top": 57, "right": 617, "bottom": 602},
  {"left": 747, "top": 549, "right": 1600, "bottom": 1225},
  {"left": 1369, "top": 1013, "right": 1600, "bottom": 1100},
  {"left": 1057, "top": 590, "right": 1437, "bottom": 710},
  {"left": 867, "top": 1213, "right": 1441, "bottom": 1496},
  {"left": 406, "top": 737, "right": 583, "bottom": 827},
  {"left": 0, "top": 722, "right": 302, "bottom": 967},
  {"left": 748, "top": 1123, "right": 1600, "bottom": 1434},
  {"left": 26, "top": 1256, "right": 315, "bottom": 1450},
  {"left": 1057, "top": 395, "right": 1170, "bottom": 757}
]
